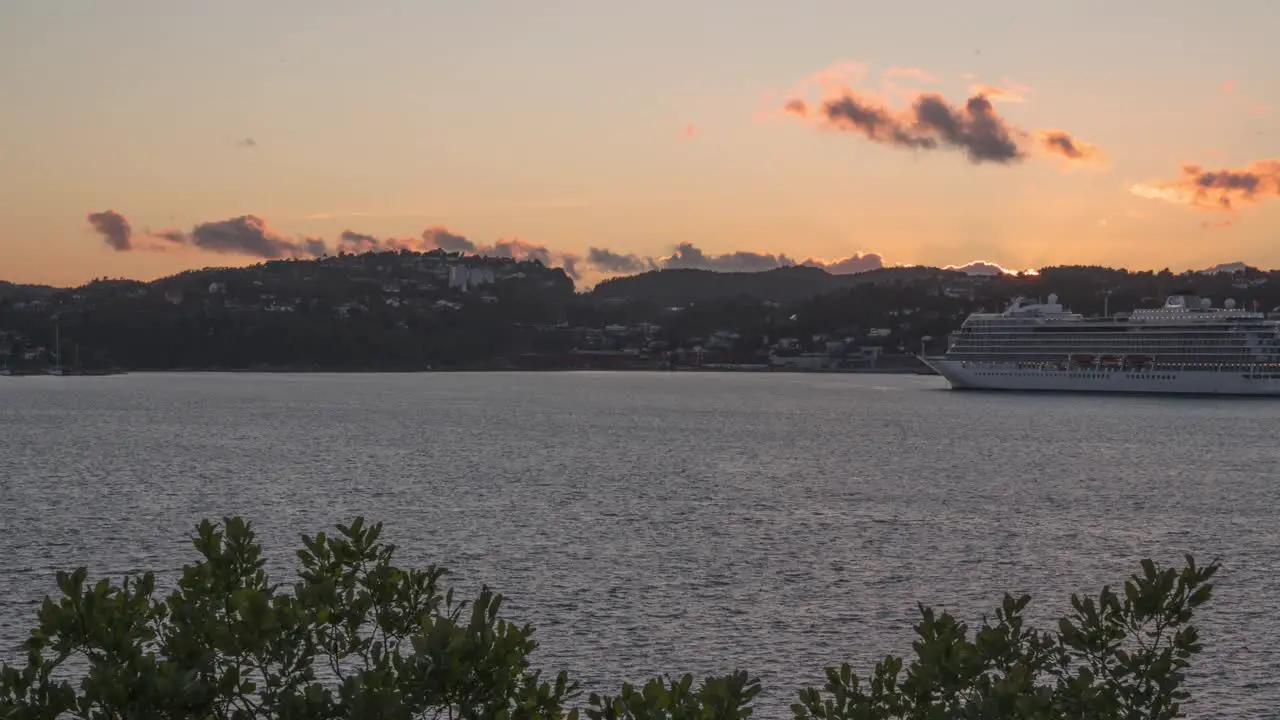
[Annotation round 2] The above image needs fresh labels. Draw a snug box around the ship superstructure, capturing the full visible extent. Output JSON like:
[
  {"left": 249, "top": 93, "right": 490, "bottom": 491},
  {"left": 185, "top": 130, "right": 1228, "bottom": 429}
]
[{"left": 922, "top": 292, "right": 1280, "bottom": 395}]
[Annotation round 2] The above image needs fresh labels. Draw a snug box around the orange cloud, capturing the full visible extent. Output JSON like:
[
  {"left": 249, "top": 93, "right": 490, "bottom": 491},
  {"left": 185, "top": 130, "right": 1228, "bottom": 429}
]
[
  {"left": 944, "top": 260, "right": 1039, "bottom": 276},
  {"left": 298, "top": 211, "right": 428, "bottom": 221},
  {"left": 1131, "top": 159, "right": 1280, "bottom": 211},
  {"left": 680, "top": 123, "right": 698, "bottom": 139},
  {"left": 780, "top": 66, "right": 1101, "bottom": 167},
  {"left": 1215, "top": 81, "right": 1270, "bottom": 117},
  {"left": 969, "top": 83, "right": 1027, "bottom": 103},
  {"left": 880, "top": 66, "right": 938, "bottom": 102},
  {"left": 790, "top": 61, "right": 869, "bottom": 98},
  {"left": 757, "top": 62, "right": 872, "bottom": 123},
  {"left": 1034, "top": 129, "right": 1107, "bottom": 166},
  {"left": 782, "top": 97, "right": 810, "bottom": 118},
  {"left": 884, "top": 66, "right": 938, "bottom": 83}
]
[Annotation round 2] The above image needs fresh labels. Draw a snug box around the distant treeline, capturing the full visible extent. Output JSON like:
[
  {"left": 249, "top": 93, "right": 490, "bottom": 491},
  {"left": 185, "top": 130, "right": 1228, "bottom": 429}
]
[{"left": 3, "top": 254, "right": 1278, "bottom": 370}]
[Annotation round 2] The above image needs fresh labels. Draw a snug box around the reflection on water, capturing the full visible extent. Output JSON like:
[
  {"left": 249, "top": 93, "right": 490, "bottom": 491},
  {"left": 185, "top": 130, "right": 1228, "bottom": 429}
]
[{"left": 0, "top": 371, "right": 1276, "bottom": 718}]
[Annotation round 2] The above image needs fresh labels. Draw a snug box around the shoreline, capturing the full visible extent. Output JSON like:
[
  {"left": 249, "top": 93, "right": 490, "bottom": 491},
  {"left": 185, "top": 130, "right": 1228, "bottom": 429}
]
[{"left": 5, "top": 365, "right": 934, "bottom": 376}]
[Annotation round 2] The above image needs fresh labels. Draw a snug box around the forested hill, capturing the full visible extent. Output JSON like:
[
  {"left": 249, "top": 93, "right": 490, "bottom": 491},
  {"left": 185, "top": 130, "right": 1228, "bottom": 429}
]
[
  {"left": 3, "top": 252, "right": 1280, "bottom": 372},
  {"left": 587, "top": 263, "right": 1280, "bottom": 311},
  {"left": 0, "top": 250, "right": 577, "bottom": 370},
  {"left": 0, "top": 281, "right": 56, "bottom": 299},
  {"left": 588, "top": 265, "right": 963, "bottom": 306}
]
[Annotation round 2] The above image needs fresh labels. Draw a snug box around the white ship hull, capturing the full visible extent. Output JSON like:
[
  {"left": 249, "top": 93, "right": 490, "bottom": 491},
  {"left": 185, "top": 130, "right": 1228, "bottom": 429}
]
[{"left": 922, "top": 358, "right": 1280, "bottom": 396}]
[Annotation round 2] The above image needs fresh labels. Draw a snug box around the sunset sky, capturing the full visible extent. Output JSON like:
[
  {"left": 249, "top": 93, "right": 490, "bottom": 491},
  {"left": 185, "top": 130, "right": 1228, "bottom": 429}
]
[{"left": 1, "top": 0, "right": 1277, "bottom": 287}]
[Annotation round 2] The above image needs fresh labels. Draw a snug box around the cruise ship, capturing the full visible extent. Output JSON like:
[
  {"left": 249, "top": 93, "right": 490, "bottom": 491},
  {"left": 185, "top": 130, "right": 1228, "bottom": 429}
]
[{"left": 920, "top": 291, "right": 1280, "bottom": 395}]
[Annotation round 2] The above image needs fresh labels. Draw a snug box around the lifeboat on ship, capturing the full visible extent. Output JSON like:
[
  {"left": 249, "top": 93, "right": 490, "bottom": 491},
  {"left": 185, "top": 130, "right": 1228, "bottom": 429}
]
[
  {"left": 1100, "top": 355, "right": 1122, "bottom": 367},
  {"left": 1071, "top": 354, "right": 1095, "bottom": 366},
  {"left": 1125, "top": 354, "right": 1153, "bottom": 369}
]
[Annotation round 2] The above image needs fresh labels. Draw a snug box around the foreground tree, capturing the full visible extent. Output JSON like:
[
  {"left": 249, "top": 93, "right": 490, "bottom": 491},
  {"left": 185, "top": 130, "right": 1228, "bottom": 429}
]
[
  {"left": 0, "top": 518, "right": 1217, "bottom": 719},
  {"left": 791, "top": 555, "right": 1218, "bottom": 720}
]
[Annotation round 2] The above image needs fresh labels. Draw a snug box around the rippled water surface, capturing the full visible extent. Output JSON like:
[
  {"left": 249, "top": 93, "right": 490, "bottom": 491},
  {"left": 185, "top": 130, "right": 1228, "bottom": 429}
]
[{"left": 2, "top": 371, "right": 1278, "bottom": 717}]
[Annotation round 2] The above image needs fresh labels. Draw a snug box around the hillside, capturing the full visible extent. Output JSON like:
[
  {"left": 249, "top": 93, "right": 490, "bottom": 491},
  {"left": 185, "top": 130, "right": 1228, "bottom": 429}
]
[
  {"left": 0, "top": 250, "right": 575, "bottom": 371},
  {"left": 589, "top": 265, "right": 966, "bottom": 306},
  {"left": 0, "top": 280, "right": 56, "bottom": 299},
  {"left": 5, "top": 255, "right": 1280, "bottom": 372}
]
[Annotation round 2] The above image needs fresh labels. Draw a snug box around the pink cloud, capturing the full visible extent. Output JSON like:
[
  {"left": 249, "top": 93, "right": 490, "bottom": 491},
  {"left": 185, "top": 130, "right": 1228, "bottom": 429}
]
[
  {"left": 883, "top": 66, "right": 938, "bottom": 83},
  {"left": 1131, "top": 159, "right": 1280, "bottom": 211},
  {"left": 969, "top": 83, "right": 1027, "bottom": 104},
  {"left": 779, "top": 64, "right": 1101, "bottom": 168}
]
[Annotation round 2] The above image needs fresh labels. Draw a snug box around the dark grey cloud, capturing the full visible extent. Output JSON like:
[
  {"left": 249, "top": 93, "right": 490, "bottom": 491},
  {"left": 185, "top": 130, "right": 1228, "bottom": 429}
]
[
  {"left": 582, "top": 242, "right": 882, "bottom": 276},
  {"left": 802, "top": 253, "right": 884, "bottom": 274},
  {"left": 154, "top": 229, "right": 189, "bottom": 244},
  {"left": 87, "top": 210, "right": 132, "bottom": 251},
  {"left": 786, "top": 88, "right": 1101, "bottom": 166},
  {"left": 660, "top": 242, "right": 797, "bottom": 272},
  {"left": 338, "top": 230, "right": 382, "bottom": 253},
  {"left": 190, "top": 215, "right": 327, "bottom": 259},
  {"left": 912, "top": 94, "right": 1021, "bottom": 163},
  {"left": 87, "top": 209, "right": 879, "bottom": 282},
  {"left": 303, "top": 237, "right": 328, "bottom": 257},
  {"left": 559, "top": 254, "right": 582, "bottom": 280},
  {"left": 1132, "top": 160, "right": 1280, "bottom": 211},
  {"left": 490, "top": 238, "right": 552, "bottom": 266},
  {"left": 1035, "top": 130, "right": 1102, "bottom": 162},
  {"left": 824, "top": 96, "right": 935, "bottom": 150},
  {"left": 417, "top": 227, "right": 579, "bottom": 277},
  {"left": 944, "top": 260, "right": 1014, "bottom": 276},
  {"left": 421, "top": 227, "right": 477, "bottom": 253},
  {"left": 587, "top": 247, "right": 656, "bottom": 273}
]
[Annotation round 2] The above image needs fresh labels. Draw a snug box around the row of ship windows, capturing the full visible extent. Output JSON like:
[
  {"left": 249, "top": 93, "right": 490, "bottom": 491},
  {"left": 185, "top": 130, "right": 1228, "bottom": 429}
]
[
  {"left": 961, "top": 323, "right": 1274, "bottom": 327},
  {"left": 956, "top": 333, "right": 1278, "bottom": 340},
  {"left": 954, "top": 340, "right": 1260, "bottom": 346},
  {"left": 972, "top": 372, "right": 1176, "bottom": 380},
  {"left": 954, "top": 353, "right": 1262, "bottom": 359},
  {"left": 952, "top": 345, "right": 1259, "bottom": 351},
  {"left": 959, "top": 326, "right": 1277, "bottom": 332},
  {"left": 970, "top": 371, "right": 1280, "bottom": 380},
  {"left": 961, "top": 362, "right": 1270, "bottom": 370},
  {"left": 957, "top": 338, "right": 1264, "bottom": 345},
  {"left": 955, "top": 339, "right": 1262, "bottom": 344}
]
